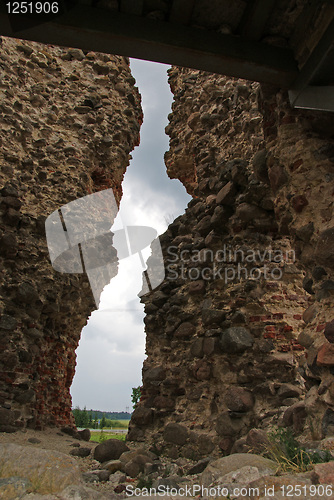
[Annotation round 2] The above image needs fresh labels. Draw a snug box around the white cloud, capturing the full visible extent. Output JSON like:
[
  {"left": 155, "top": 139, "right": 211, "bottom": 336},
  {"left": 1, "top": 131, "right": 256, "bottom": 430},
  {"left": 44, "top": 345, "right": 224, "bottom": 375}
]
[{"left": 70, "top": 59, "right": 190, "bottom": 412}]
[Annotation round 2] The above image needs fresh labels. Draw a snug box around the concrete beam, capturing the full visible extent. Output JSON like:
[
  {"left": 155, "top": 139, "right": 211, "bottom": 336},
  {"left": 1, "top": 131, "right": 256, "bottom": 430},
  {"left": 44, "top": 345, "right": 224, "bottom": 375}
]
[{"left": 0, "top": 5, "right": 298, "bottom": 86}]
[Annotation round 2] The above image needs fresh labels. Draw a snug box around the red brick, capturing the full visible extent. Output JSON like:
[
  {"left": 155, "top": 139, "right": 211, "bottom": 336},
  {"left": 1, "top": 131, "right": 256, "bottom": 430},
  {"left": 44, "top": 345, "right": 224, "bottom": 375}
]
[
  {"left": 265, "top": 325, "right": 276, "bottom": 332},
  {"left": 316, "top": 323, "right": 326, "bottom": 332},
  {"left": 264, "top": 332, "right": 276, "bottom": 339},
  {"left": 273, "top": 313, "right": 284, "bottom": 320}
]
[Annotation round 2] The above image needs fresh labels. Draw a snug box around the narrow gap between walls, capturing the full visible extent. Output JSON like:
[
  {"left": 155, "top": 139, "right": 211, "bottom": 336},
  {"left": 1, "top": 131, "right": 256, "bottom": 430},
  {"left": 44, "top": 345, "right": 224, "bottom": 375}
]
[{"left": 70, "top": 59, "right": 192, "bottom": 414}]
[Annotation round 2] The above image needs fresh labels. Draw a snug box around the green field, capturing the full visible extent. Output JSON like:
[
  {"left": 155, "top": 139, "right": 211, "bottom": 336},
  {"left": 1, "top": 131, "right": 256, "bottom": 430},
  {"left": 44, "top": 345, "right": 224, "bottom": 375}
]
[
  {"left": 90, "top": 430, "right": 126, "bottom": 443},
  {"left": 89, "top": 420, "right": 129, "bottom": 443}
]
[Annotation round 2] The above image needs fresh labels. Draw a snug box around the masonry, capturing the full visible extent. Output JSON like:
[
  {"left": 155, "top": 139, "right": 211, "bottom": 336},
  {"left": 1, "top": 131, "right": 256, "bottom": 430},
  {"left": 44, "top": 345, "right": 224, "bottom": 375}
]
[
  {"left": 0, "top": 35, "right": 333, "bottom": 453},
  {"left": 0, "top": 37, "right": 142, "bottom": 430},
  {"left": 128, "top": 68, "right": 334, "bottom": 457}
]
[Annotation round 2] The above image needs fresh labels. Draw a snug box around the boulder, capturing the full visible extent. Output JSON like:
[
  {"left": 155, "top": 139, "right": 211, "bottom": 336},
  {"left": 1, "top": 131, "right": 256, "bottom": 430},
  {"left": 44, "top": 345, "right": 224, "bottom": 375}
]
[
  {"left": 0, "top": 477, "right": 32, "bottom": 500},
  {"left": 200, "top": 453, "right": 276, "bottom": 488},
  {"left": 77, "top": 428, "right": 91, "bottom": 441},
  {"left": 103, "top": 459, "right": 122, "bottom": 473},
  {"left": 69, "top": 447, "right": 91, "bottom": 457},
  {"left": 93, "top": 439, "right": 129, "bottom": 463},
  {"left": 0, "top": 443, "right": 80, "bottom": 494}
]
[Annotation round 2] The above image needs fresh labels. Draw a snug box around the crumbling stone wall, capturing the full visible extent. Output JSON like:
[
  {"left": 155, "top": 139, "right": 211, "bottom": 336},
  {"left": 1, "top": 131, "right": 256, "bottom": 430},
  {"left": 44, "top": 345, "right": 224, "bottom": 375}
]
[
  {"left": 0, "top": 37, "right": 142, "bottom": 430},
  {"left": 259, "top": 85, "right": 334, "bottom": 440},
  {"left": 128, "top": 67, "right": 334, "bottom": 457}
]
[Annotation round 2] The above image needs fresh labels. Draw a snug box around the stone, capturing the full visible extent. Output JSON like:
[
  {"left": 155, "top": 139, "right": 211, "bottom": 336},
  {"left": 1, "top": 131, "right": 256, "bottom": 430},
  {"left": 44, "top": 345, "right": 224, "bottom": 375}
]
[
  {"left": 224, "top": 386, "right": 254, "bottom": 412},
  {"left": 194, "top": 360, "right": 211, "bottom": 380},
  {"left": 190, "top": 338, "right": 203, "bottom": 357},
  {"left": 104, "top": 459, "right": 122, "bottom": 473},
  {"left": 0, "top": 477, "right": 32, "bottom": 499},
  {"left": 247, "top": 475, "right": 312, "bottom": 499},
  {"left": 220, "top": 327, "right": 254, "bottom": 353},
  {"left": 283, "top": 401, "right": 307, "bottom": 432},
  {"left": 0, "top": 233, "right": 18, "bottom": 258},
  {"left": 252, "top": 150, "right": 268, "bottom": 183},
  {"left": 200, "top": 453, "right": 276, "bottom": 488},
  {"left": 123, "top": 454, "right": 152, "bottom": 477},
  {"left": 131, "top": 407, "right": 153, "bottom": 426},
  {"left": 317, "top": 344, "right": 334, "bottom": 366},
  {"left": 277, "top": 383, "right": 302, "bottom": 399},
  {"left": 77, "top": 428, "right": 91, "bottom": 441},
  {"left": 302, "top": 304, "right": 317, "bottom": 324},
  {"left": 322, "top": 408, "right": 334, "bottom": 437},
  {"left": 314, "top": 227, "right": 334, "bottom": 267},
  {"left": 268, "top": 164, "right": 287, "bottom": 192},
  {"left": 163, "top": 423, "right": 188, "bottom": 445},
  {"left": 69, "top": 447, "right": 91, "bottom": 457},
  {"left": 114, "top": 484, "right": 127, "bottom": 493},
  {"left": 215, "top": 412, "right": 243, "bottom": 437},
  {"left": 216, "top": 181, "right": 236, "bottom": 205},
  {"left": 291, "top": 194, "right": 308, "bottom": 213},
  {"left": 235, "top": 203, "right": 267, "bottom": 222},
  {"left": 296, "top": 222, "right": 314, "bottom": 242},
  {"left": 65, "top": 48, "right": 85, "bottom": 60},
  {"left": 187, "top": 458, "right": 211, "bottom": 475},
  {"left": 0, "top": 443, "right": 80, "bottom": 494},
  {"left": 143, "top": 366, "right": 165, "bottom": 382},
  {"left": 0, "top": 315, "right": 17, "bottom": 330},
  {"left": 246, "top": 429, "right": 270, "bottom": 453},
  {"left": 188, "top": 280, "right": 206, "bottom": 294},
  {"left": 93, "top": 439, "right": 129, "bottom": 463},
  {"left": 17, "top": 283, "right": 39, "bottom": 303},
  {"left": 174, "top": 322, "right": 196, "bottom": 338},
  {"left": 324, "top": 320, "right": 334, "bottom": 343},
  {"left": 312, "top": 266, "right": 327, "bottom": 281},
  {"left": 195, "top": 215, "right": 212, "bottom": 236},
  {"left": 202, "top": 308, "right": 226, "bottom": 326},
  {"left": 0, "top": 407, "right": 17, "bottom": 430},
  {"left": 28, "top": 438, "right": 41, "bottom": 444}
]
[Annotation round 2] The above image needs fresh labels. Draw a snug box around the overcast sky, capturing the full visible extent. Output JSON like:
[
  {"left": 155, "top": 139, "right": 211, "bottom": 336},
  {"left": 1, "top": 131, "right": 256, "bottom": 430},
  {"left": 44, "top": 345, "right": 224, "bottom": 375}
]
[{"left": 70, "top": 59, "right": 191, "bottom": 413}]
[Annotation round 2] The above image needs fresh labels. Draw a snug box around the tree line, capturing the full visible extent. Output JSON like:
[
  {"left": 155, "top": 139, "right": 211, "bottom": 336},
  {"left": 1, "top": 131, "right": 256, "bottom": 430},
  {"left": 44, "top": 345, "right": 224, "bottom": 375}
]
[{"left": 72, "top": 407, "right": 131, "bottom": 428}]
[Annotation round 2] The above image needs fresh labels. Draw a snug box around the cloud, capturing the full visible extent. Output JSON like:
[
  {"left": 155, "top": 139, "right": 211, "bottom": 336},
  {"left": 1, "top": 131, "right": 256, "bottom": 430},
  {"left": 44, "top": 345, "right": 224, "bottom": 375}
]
[{"left": 70, "top": 59, "right": 191, "bottom": 412}]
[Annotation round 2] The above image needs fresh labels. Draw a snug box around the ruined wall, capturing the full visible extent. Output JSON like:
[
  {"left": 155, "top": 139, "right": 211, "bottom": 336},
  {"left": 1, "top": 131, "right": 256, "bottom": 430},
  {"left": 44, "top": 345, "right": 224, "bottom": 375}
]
[
  {"left": 0, "top": 37, "right": 142, "bottom": 431},
  {"left": 128, "top": 67, "right": 334, "bottom": 457}
]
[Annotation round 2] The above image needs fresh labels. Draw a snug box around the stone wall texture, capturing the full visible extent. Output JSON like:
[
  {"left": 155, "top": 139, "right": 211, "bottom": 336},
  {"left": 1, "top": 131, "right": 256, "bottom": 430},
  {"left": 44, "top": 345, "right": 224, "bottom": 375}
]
[
  {"left": 128, "top": 67, "right": 334, "bottom": 457},
  {"left": 0, "top": 37, "right": 142, "bottom": 431},
  {"left": 0, "top": 34, "right": 334, "bottom": 455}
]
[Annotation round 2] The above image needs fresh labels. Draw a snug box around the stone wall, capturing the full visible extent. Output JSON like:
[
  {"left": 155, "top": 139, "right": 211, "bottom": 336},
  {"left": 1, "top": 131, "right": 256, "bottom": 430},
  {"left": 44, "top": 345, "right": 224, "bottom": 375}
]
[
  {"left": 0, "top": 37, "right": 142, "bottom": 431},
  {"left": 128, "top": 67, "right": 334, "bottom": 456}
]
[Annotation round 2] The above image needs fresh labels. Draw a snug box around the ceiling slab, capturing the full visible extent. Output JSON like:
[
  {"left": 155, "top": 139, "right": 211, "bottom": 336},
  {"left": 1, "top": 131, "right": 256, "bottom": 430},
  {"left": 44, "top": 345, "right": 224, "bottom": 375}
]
[{"left": 0, "top": 5, "right": 298, "bottom": 87}]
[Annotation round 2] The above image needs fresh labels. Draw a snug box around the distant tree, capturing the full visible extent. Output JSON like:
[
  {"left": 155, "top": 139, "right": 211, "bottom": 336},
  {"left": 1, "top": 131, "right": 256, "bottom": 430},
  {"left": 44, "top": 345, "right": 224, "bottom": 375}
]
[
  {"left": 131, "top": 386, "right": 142, "bottom": 410},
  {"left": 80, "top": 407, "right": 89, "bottom": 428},
  {"left": 100, "top": 413, "right": 106, "bottom": 429},
  {"left": 72, "top": 406, "right": 81, "bottom": 427},
  {"left": 88, "top": 412, "right": 93, "bottom": 428}
]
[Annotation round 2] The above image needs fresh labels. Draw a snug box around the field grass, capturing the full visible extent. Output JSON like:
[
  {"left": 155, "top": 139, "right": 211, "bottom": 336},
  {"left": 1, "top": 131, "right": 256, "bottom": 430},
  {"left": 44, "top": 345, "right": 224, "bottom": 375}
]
[
  {"left": 90, "top": 430, "right": 126, "bottom": 443},
  {"left": 109, "top": 419, "right": 130, "bottom": 428}
]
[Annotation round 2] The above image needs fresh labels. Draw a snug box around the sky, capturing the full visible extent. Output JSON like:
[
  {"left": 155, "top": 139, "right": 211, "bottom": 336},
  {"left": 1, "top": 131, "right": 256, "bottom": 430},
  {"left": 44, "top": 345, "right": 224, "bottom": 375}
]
[{"left": 70, "top": 59, "right": 191, "bottom": 412}]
